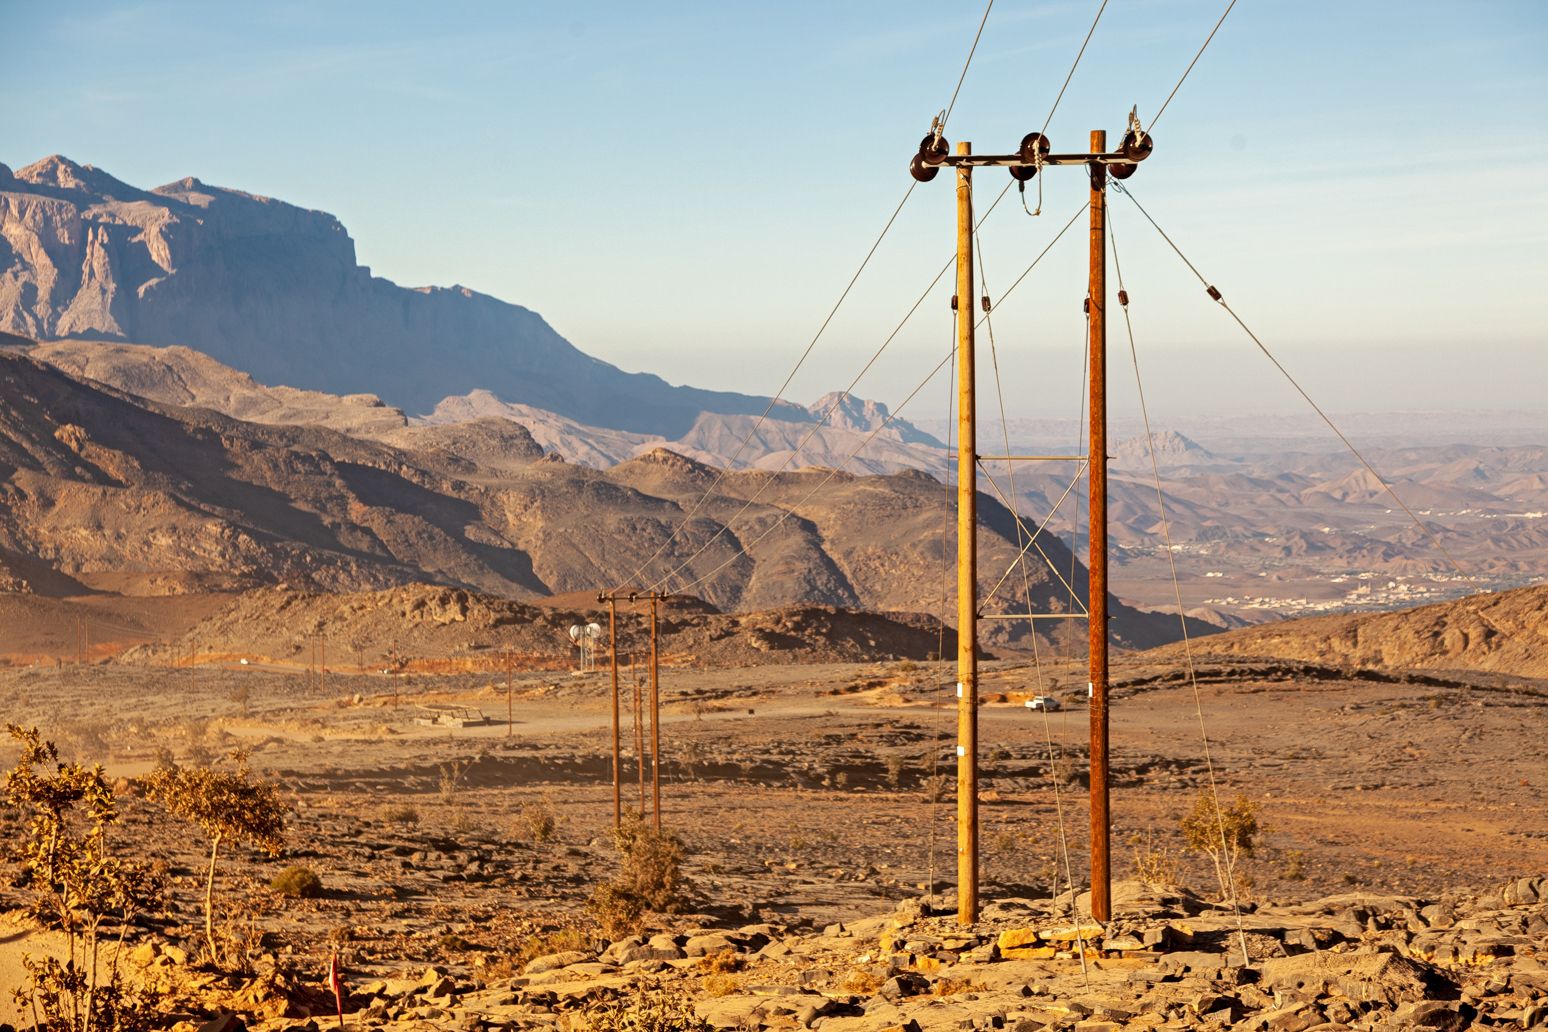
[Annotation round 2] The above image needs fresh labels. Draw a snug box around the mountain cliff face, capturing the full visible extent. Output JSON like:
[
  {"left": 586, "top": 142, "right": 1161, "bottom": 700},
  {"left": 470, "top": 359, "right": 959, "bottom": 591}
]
[{"left": 0, "top": 155, "right": 812, "bottom": 435}]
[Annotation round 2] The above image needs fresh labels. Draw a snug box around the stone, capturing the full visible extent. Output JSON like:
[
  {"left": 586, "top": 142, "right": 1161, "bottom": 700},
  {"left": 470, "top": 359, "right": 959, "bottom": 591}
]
[
  {"left": 880, "top": 972, "right": 931, "bottom": 1000},
  {"left": 522, "top": 950, "right": 588, "bottom": 975},
  {"left": 196, "top": 1015, "right": 245, "bottom": 1032},
  {"left": 686, "top": 932, "right": 738, "bottom": 957},
  {"left": 1388, "top": 1001, "right": 1476, "bottom": 1030},
  {"left": 1503, "top": 876, "right": 1547, "bottom": 907},
  {"left": 1256, "top": 1002, "right": 1322, "bottom": 1032},
  {"left": 1258, "top": 950, "right": 1430, "bottom": 1006}
]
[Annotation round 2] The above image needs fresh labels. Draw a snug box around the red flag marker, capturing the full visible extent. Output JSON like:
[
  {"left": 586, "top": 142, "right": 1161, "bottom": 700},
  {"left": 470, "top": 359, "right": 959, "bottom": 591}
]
[{"left": 327, "top": 950, "right": 345, "bottom": 1030}]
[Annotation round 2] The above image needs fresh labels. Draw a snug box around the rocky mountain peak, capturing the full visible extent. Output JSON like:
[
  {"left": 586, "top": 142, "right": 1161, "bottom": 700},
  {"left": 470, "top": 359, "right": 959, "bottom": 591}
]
[
  {"left": 1113, "top": 429, "right": 1213, "bottom": 466},
  {"left": 15, "top": 155, "right": 140, "bottom": 199}
]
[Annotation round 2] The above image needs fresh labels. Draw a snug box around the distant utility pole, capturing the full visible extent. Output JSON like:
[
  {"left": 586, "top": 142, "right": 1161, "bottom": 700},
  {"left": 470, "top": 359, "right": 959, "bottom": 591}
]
[
  {"left": 504, "top": 649, "right": 514, "bottom": 738},
  {"left": 606, "top": 596, "right": 621, "bottom": 827},
  {"left": 908, "top": 113, "right": 1154, "bottom": 925},
  {"left": 598, "top": 590, "right": 679, "bottom": 830}
]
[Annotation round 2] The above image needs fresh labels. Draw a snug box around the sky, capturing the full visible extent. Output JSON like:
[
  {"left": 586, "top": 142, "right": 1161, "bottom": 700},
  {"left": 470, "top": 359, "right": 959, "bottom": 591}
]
[{"left": 4, "top": 0, "right": 1546, "bottom": 424}]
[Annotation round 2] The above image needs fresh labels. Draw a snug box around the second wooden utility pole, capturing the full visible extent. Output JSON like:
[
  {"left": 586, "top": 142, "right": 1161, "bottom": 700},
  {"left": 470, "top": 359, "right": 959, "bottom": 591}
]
[
  {"left": 1087, "top": 129, "right": 1112, "bottom": 923},
  {"left": 649, "top": 594, "right": 662, "bottom": 832},
  {"left": 608, "top": 597, "right": 621, "bottom": 828},
  {"left": 954, "top": 140, "right": 980, "bottom": 928}
]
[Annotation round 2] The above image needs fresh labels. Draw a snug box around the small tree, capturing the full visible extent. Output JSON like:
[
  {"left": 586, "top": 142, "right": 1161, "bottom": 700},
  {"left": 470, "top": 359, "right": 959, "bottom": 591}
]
[
  {"left": 4, "top": 724, "right": 162, "bottom": 1032},
  {"left": 143, "top": 755, "right": 286, "bottom": 968},
  {"left": 1180, "top": 790, "right": 1259, "bottom": 902}
]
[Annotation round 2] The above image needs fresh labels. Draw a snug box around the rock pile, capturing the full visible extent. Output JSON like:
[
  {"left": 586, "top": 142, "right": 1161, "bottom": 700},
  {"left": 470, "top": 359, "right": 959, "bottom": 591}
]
[{"left": 220, "top": 875, "right": 1547, "bottom": 1031}]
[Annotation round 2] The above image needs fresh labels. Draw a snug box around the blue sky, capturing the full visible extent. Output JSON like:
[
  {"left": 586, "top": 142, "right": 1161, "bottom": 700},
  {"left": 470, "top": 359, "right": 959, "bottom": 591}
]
[{"left": 4, "top": 1, "right": 1546, "bottom": 420}]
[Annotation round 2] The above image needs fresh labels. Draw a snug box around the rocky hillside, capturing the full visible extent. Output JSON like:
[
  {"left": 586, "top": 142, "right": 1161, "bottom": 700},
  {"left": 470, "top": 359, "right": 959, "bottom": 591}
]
[
  {"left": 0, "top": 156, "right": 818, "bottom": 435},
  {"left": 1157, "top": 582, "right": 1548, "bottom": 678},
  {"left": 147, "top": 583, "right": 962, "bottom": 668},
  {"left": 0, "top": 348, "right": 1202, "bottom": 647}
]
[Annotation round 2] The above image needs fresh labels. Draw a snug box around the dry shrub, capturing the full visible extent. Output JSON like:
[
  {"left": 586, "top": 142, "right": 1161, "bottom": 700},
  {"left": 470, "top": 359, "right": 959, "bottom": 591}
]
[
  {"left": 142, "top": 754, "right": 287, "bottom": 969},
  {"left": 587, "top": 814, "right": 691, "bottom": 939},
  {"left": 700, "top": 972, "right": 743, "bottom": 997},
  {"left": 566, "top": 985, "right": 712, "bottom": 1031},
  {"left": 695, "top": 951, "right": 743, "bottom": 975},
  {"left": 270, "top": 865, "right": 324, "bottom": 899},
  {"left": 4, "top": 724, "right": 163, "bottom": 1032},
  {"left": 1126, "top": 827, "right": 1182, "bottom": 889},
  {"left": 518, "top": 798, "right": 560, "bottom": 843},
  {"left": 1180, "top": 790, "right": 1260, "bottom": 902},
  {"left": 933, "top": 977, "right": 983, "bottom": 997}
]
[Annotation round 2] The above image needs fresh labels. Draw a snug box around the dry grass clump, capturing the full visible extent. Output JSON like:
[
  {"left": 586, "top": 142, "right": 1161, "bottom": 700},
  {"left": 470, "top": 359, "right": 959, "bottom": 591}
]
[
  {"left": 933, "top": 976, "right": 984, "bottom": 996},
  {"left": 485, "top": 921, "right": 592, "bottom": 979},
  {"left": 1126, "top": 827, "right": 1183, "bottom": 889},
  {"left": 270, "top": 865, "right": 324, "bottom": 899},
  {"left": 382, "top": 803, "right": 420, "bottom": 827},
  {"left": 518, "top": 798, "right": 561, "bottom": 843},
  {"left": 565, "top": 985, "right": 712, "bottom": 1031},
  {"left": 839, "top": 968, "right": 884, "bottom": 995}
]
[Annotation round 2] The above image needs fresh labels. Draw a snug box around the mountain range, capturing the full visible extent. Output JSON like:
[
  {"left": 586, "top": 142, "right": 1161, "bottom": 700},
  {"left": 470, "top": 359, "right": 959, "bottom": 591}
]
[
  {"left": 0, "top": 343, "right": 1204, "bottom": 649},
  {"left": 0, "top": 155, "right": 938, "bottom": 465}
]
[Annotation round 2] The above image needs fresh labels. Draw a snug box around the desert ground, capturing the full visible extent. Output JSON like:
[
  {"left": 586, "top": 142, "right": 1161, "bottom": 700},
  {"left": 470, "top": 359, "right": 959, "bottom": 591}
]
[{"left": 3, "top": 640, "right": 1545, "bottom": 1030}]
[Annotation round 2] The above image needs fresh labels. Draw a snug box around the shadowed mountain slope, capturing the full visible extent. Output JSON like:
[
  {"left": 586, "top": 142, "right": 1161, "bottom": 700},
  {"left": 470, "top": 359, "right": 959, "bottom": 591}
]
[{"left": 0, "top": 349, "right": 1199, "bottom": 648}]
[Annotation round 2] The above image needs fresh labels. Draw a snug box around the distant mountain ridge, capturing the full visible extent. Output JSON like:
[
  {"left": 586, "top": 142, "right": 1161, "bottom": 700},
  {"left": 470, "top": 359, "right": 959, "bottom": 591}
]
[{"left": 0, "top": 155, "right": 935, "bottom": 447}]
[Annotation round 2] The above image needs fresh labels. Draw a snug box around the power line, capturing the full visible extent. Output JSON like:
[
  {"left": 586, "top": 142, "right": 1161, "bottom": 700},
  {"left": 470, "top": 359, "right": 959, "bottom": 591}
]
[
  {"left": 616, "top": 179, "right": 919, "bottom": 594},
  {"left": 1111, "top": 181, "right": 1474, "bottom": 583},
  {"left": 1150, "top": 0, "right": 1238, "bottom": 130},
  {"left": 943, "top": 0, "right": 996, "bottom": 131},
  {"left": 1108, "top": 208, "right": 1251, "bottom": 969},
  {"left": 646, "top": 187, "right": 1027, "bottom": 596},
  {"left": 1042, "top": 0, "right": 1110, "bottom": 136},
  {"left": 672, "top": 347, "right": 959, "bottom": 597}
]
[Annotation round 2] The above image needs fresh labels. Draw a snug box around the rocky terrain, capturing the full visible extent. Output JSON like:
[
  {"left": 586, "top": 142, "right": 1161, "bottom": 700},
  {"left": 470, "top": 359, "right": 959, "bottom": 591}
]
[
  {"left": 130, "top": 583, "right": 960, "bottom": 670},
  {"left": 1, "top": 639, "right": 1544, "bottom": 1030},
  {"left": 1167, "top": 583, "right": 1548, "bottom": 680}
]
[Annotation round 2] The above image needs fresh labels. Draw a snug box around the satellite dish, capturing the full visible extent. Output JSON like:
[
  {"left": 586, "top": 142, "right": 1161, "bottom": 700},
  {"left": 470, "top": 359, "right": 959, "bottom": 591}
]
[
  {"left": 568, "top": 625, "right": 582, "bottom": 643},
  {"left": 586, "top": 622, "right": 603, "bottom": 640}
]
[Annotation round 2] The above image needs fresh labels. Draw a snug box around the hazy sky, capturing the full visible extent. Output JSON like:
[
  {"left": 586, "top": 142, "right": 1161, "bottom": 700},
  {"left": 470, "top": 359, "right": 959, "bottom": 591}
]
[{"left": 5, "top": 1, "right": 1546, "bottom": 423}]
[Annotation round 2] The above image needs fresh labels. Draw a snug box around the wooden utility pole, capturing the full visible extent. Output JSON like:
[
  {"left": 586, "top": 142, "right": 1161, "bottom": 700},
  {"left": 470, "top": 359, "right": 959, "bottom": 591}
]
[
  {"left": 911, "top": 116, "right": 1151, "bottom": 927},
  {"left": 599, "top": 591, "right": 676, "bottom": 826},
  {"left": 649, "top": 594, "right": 662, "bottom": 831},
  {"left": 1087, "top": 129, "right": 1112, "bottom": 924},
  {"left": 954, "top": 139, "right": 980, "bottom": 928},
  {"left": 607, "top": 597, "right": 621, "bottom": 828},
  {"left": 633, "top": 652, "right": 645, "bottom": 812},
  {"left": 505, "top": 650, "right": 514, "bottom": 737}
]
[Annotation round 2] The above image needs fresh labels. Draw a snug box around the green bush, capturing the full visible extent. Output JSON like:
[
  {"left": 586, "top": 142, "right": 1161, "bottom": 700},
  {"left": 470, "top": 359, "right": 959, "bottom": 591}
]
[{"left": 270, "top": 865, "right": 324, "bottom": 899}]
